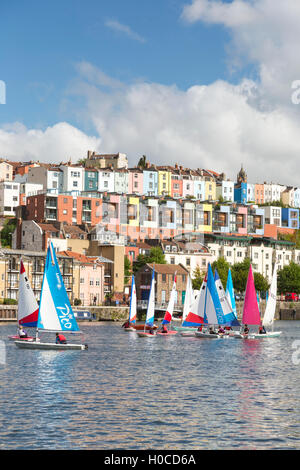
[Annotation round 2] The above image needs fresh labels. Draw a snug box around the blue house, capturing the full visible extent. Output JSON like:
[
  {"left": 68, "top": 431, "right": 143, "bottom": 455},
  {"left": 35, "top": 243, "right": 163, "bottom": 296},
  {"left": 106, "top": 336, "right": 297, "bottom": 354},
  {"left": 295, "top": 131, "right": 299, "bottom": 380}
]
[
  {"left": 84, "top": 168, "right": 98, "bottom": 192},
  {"left": 282, "top": 208, "right": 299, "bottom": 229}
]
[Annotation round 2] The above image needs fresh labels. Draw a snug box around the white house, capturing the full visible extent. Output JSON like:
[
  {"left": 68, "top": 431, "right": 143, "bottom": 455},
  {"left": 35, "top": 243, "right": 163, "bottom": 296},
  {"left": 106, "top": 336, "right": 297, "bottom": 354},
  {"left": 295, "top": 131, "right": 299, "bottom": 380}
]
[
  {"left": 98, "top": 169, "right": 115, "bottom": 193},
  {"left": 0, "top": 181, "right": 20, "bottom": 216},
  {"left": 216, "top": 180, "right": 234, "bottom": 202},
  {"left": 60, "top": 165, "right": 84, "bottom": 193}
]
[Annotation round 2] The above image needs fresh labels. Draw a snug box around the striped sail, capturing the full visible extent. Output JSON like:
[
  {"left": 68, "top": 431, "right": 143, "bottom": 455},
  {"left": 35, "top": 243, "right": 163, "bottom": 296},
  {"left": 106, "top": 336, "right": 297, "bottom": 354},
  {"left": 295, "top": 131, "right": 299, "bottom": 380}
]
[
  {"left": 182, "top": 272, "right": 207, "bottom": 327},
  {"left": 262, "top": 263, "right": 277, "bottom": 327},
  {"left": 162, "top": 274, "right": 177, "bottom": 325},
  {"left": 128, "top": 275, "right": 137, "bottom": 324},
  {"left": 37, "top": 243, "right": 79, "bottom": 332},
  {"left": 214, "top": 269, "right": 240, "bottom": 326},
  {"left": 225, "top": 268, "right": 237, "bottom": 319},
  {"left": 18, "top": 259, "right": 39, "bottom": 327},
  {"left": 145, "top": 268, "right": 155, "bottom": 327},
  {"left": 205, "top": 264, "right": 226, "bottom": 325}
]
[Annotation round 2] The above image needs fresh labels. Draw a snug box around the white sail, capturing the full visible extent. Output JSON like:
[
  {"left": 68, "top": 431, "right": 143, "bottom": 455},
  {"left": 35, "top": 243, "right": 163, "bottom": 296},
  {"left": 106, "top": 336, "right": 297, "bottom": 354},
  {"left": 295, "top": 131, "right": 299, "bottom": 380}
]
[
  {"left": 182, "top": 275, "right": 193, "bottom": 323},
  {"left": 145, "top": 268, "right": 155, "bottom": 326},
  {"left": 18, "top": 259, "right": 39, "bottom": 327},
  {"left": 262, "top": 263, "right": 277, "bottom": 327}
]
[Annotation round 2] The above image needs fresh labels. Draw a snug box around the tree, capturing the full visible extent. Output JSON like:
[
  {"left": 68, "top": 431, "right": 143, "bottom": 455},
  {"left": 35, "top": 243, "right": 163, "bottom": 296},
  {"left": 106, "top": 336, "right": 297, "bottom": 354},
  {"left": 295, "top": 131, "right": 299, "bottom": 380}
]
[
  {"left": 137, "top": 155, "right": 147, "bottom": 169},
  {"left": 253, "top": 272, "right": 269, "bottom": 293},
  {"left": 133, "top": 247, "right": 166, "bottom": 273},
  {"left": 124, "top": 256, "right": 132, "bottom": 285},
  {"left": 1, "top": 218, "right": 17, "bottom": 248},
  {"left": 192, "top": 266, "right": 204, "bottom": 290},
  {"left": 211, "top": 257, "right": 230, "bottom": 289},
  {"left": 278, "top": 262, "right": 300, "bottom": 294},
  {"left": 231, "top": 258, "right": 251, "bottom": 293}
]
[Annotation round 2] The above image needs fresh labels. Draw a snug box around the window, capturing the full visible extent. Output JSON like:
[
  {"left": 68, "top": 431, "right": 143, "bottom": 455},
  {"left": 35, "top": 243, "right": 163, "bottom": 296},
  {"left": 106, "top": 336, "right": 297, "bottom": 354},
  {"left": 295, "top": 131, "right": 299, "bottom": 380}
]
[
  {"left": 73, "top": 181, "right": 78, "bottom": 187},
  {"left": 186, "top": 258, "right": 191, "bottom": 266},
  {"left": 80, "top": 278, "right": 84, "bottom": 284},
  {"left": 90, "top": 279, "right": 94, "bottom": 286},
  {"left": 170, "top": 257, "right": 175, "bottom": 264},
  {"left": 162, "top": 274, "right": 166, "bottom": 282}
]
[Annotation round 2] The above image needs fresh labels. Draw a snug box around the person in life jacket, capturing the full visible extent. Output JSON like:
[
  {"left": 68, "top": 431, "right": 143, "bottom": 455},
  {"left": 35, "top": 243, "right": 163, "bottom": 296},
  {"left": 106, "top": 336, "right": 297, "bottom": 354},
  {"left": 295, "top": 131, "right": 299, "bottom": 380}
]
[
  {"left": 56, "top": 333, "right": 67, "bottom": 344},
  {"left": 19, "top": 325, "right": 28, "bottom": 338}
]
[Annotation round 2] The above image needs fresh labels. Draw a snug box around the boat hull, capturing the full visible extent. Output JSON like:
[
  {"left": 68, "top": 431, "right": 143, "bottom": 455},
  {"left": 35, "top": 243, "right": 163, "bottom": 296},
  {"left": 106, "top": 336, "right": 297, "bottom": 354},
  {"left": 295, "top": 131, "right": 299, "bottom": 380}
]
[
  {"left": 195, "top": 332, "right": 220, "bottom": 339},
  {"left": 156, "top": 330, "right": 178, "bottom": 336},
  {"left": 180, "top": 331, "right": 196, "bottom": 337},
  {"left": 8, "top": 335, "right": 34, "bottom": 341},
  {"left": 14, "top": 340, "right": 88, "bottom": 350},
  {"left": 123, "top": 327, "right": 136, "bottom": 332},
  {"left": 173, "top": 326, "right": 196, "bottom": 332},
  {"left": 136, "top": 332, "right": 156, "bottom": 338},
  {"left": 250, "top": 331, "right": 282, "bottom": 339},
  {"left": 134, "top": 325, "right": 158, "bottom": 331}
]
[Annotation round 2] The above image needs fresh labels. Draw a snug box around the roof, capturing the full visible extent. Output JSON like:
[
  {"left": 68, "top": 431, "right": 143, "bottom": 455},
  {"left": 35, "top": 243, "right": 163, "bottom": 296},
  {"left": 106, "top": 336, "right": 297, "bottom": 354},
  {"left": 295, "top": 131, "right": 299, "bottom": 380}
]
[
  {"left": 57, "top": 251, "right": 113, "bottom": 264},
  {"left": 37, "top": 223, "right": 60, "bottom": 233},
  {"left": 146, "top": 263, "right": 189, "bottom": 274}
]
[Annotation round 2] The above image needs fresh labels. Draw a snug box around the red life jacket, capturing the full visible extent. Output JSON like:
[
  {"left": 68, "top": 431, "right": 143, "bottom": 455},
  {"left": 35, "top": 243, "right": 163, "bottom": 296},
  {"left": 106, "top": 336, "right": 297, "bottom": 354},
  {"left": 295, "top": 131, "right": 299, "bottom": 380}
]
[{"left": 58, "top": 334, "right": 66, "bottom": 342}]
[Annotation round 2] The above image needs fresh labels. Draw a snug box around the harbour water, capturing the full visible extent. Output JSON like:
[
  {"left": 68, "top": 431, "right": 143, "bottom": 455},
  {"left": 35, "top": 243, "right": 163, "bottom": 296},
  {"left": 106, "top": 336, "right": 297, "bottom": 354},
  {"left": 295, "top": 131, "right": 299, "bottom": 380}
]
[{"left": 0, "top": 321, "right": 299, "bottom": 450}]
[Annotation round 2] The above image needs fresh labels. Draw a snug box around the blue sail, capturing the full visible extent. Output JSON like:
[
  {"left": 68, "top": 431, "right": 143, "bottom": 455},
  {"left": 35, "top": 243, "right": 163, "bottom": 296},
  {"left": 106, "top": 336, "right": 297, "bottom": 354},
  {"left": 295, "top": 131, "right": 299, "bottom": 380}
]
[
  {"left": 37, "top": 243, "right": 80, "bottom": 332},
  {"left": 204, "top": 264, "right": 227, "bottom": 325},
  {"left": 225, "top": 269, "right": 240, "bottom": 326}
]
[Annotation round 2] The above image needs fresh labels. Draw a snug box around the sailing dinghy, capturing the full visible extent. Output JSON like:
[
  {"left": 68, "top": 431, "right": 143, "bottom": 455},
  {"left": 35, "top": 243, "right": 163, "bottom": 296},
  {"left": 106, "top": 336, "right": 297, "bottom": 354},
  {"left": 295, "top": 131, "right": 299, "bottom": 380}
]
[
  {"left": 250, "top": 263, "right": 282, "bottom": 339},
  {"left": 157, "top": 274, "right": 178, "bottom": 336},
  {"left": 234, "top": 264, "right": 261, "bottom": 339},
  {"left": 136, "top": 267, "right": 156, "bottom": 337},
  {"left": 122, "top": 275, "right": 137, "bottom": 331},
  {"left": 174, "top": 274, "right": 195, "bottom": 332},
  {"left": 15, "top": 242, "right": 88, "bottom": 350},
  {"left": 8, "top": 259, "right": 38, "bottom": 341},
  {"left": 180, "top": 272, "right": 208, "bottom": 337}
]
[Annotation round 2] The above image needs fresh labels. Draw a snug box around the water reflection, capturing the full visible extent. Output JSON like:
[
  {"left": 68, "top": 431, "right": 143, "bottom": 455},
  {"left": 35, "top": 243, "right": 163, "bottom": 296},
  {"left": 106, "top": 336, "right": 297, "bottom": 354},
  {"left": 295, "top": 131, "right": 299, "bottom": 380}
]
[{"left": 0, "top": 322, "right": 299, "bottom": 449}]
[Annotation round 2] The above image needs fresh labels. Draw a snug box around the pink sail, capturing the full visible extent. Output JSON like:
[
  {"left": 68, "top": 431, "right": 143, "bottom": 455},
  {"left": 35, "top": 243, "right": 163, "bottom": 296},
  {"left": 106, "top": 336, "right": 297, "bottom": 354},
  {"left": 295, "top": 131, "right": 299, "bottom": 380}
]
[{"left": 242, "top": 265, "right": 261, "bottom": 325}]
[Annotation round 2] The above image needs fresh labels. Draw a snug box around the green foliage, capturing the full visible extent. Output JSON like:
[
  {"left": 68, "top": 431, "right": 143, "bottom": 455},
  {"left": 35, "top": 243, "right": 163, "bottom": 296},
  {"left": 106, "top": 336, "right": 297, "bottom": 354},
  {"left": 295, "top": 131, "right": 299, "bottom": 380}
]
[
  {"left": 3, "top": 298, "right": 17, "bottom": 305},
  {"left": 253, "top": 272, "right": 269, "bottom": 293},
  {"left": 231, "top": 258, "right": 251, "bottom": 293},
  {"left": 1, "top": 218, "right": 17, "bottom": 248},
  {"left": 73, "top": 298, "right": 82, "bottom": 306},
  {"left": 278, "top": 262, "right": 300, "bottom": 294},
  {"left": 192, "top": 266, "right": 204, "bottom": 290},
  {"left": 137, "top": 155, "right": 147, "bottom": 169},
  {"left": 211, "top": 257, "right": 230, "bottom": 289},
  {"left": 124, "top": 256, "right": 132, "bottom": 284},
  {"left": 133, "top": 247, "right": 166, "bottom": 273}
]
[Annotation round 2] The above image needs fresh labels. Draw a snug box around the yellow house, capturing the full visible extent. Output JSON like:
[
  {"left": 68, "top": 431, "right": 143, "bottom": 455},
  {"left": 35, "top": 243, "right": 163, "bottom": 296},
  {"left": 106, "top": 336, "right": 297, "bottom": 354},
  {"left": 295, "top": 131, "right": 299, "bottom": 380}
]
[
  {"left": 157, "top": 168, "right": 172, "bottom": 196},
  {"left": 205, "top": 180, "right": 216, "bottom": 202},
  {"left": 195, "top": 203, "right": 213, "bottom": 232}
]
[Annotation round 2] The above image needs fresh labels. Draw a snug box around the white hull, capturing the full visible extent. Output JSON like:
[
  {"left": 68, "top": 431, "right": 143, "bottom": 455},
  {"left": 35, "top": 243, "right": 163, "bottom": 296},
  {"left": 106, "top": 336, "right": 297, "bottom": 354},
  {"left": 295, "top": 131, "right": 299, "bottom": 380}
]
[
  {"left": 195, "top": 332, "right": 220, "bottom": 339},
  {"left": 14, "top": 340, "right": 87, "bottom": 350},
  {"left": 180, "top": 331, "right": 196, "bottom": 337},
  {"left": 250, "top": 331, "right": 282, "bottom": 339},
  {"left": 124, "top": 327, "right": 136, "bottom": 332}
]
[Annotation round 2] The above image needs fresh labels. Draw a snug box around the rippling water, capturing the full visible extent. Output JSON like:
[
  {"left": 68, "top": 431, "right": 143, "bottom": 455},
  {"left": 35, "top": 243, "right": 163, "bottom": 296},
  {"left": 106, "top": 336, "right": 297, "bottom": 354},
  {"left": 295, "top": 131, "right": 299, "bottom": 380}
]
[{"left": 0, "top": 321, "right": 299, "bottom": 450}]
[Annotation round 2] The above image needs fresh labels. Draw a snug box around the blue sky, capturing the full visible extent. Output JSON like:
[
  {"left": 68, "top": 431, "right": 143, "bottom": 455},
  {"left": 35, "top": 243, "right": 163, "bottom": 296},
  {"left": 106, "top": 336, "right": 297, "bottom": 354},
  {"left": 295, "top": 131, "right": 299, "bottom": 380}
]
[
  {"left": 0, "top": 0, "right": 232, "bottom": 129},
  {"left": 1, "top": 0, "right": 300, "bottom": 185}
]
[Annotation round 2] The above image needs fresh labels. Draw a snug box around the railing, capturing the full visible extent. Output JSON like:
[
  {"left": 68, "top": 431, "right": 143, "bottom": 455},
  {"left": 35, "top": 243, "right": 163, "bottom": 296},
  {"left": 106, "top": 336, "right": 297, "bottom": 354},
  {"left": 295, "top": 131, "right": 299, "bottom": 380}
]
[{"left": 137, "top": 300, "right": 183, "bottom": 312}]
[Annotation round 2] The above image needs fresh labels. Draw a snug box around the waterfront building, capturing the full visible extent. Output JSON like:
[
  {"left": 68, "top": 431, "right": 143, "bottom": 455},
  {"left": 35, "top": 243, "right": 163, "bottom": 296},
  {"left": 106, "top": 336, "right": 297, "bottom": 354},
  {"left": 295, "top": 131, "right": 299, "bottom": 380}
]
[
  {"left": 157, "top": 167, "right": 172, "bottom": 196},
  {"left": 27, "top": 165, "right": 63, "bottom": 192},
  {"left": 114, "top": 168, "right": 129, "bottom": 194},
  {"left": 0, "top": 161, "right": 13, "bottom": 182},
  {"left": 255, "top": 183, "right": 265, "bottom": 205},
  {"left": 84, "top": 168, "right": 98, "bottom": 192},
  {"left": 281, "top": 187, "right": 294, "bottom": 207},
  {"left": 85, "top": 151, "right": 128, "bottom": 169},
  {"left": 128, "top": 168, "right": 143, "bottom": 195},
  {"left": 135, "top": 262, "right": 189, "bottom": 310},
  {"left": 60, "top": 164, "right": 85, "bottom": 193},
  {"left": 0, "top": 181, "right": 20, "bottom": 216},
  {"left": 98, "top": 168, "right": 115, "bottom": 193},
  {"left": 263, "top": 206, "right": 282, "bottom": 227},
  {"left": 216, "top": 180, "right": 234, "bottom": 203},
  {"left": 281, "top": 208, "right": 300, "bottom": 230},
  {"left": 142, "top": 165, "right": 158, "bottom": 196}
]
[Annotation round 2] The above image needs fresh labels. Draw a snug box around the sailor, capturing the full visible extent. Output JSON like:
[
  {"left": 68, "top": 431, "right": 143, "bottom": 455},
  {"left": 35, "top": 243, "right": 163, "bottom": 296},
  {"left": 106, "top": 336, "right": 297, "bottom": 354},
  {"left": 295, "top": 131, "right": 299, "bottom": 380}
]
[
  {"left": 243, "top": 324, "right": 250, "bottom": 335},
  {"left": 56, "top": 333, "right": 67, "bottom": 344},
  {"left": 259, "top": 325, "right": 267, "bottom": 335},
  {"left": 19, "top": 326, "right": 28, "bottom": 338},
  {"left": 209, "top": 327, "right": 215, "bottom": 335},
  {"left": 218, "top": 325, "right": 225, "bottom": 335},
  {"left": 160, "top": 324, "right": 168, "bottom": 334}
]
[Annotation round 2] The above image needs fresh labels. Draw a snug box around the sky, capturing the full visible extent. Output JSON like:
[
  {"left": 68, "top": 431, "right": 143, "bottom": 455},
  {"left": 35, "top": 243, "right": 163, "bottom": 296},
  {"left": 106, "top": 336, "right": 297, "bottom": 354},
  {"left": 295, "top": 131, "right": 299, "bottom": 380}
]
[{"left": 1, "top": 0, "right": 300, "bottom": 185}]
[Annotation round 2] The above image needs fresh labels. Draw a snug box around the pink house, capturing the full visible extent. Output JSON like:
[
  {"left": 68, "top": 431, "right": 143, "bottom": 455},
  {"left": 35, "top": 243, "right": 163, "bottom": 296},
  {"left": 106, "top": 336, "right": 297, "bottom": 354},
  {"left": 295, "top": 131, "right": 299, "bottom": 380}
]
[
  {"left": 58, "top": 251, "right": 105, "bottom": 306},
  {"left": 128, "top": 168, "right": 143, "bottom": 194},
  {"left": 236, "top": 206, "right": 248, "bottom": 235}
]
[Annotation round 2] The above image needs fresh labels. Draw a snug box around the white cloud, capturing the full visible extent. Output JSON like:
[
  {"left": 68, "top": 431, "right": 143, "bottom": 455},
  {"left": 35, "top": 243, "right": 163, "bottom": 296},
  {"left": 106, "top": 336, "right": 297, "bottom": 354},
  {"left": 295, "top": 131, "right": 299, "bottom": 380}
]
[
  {"left": 105, "top": 19, "right": 146, "bottom": 43},
  {"left": 65, "top": 62, "right": 300, "bottom": 185},
  {"left": 0, "top": 122, "right": 101, "bottom": 163}
]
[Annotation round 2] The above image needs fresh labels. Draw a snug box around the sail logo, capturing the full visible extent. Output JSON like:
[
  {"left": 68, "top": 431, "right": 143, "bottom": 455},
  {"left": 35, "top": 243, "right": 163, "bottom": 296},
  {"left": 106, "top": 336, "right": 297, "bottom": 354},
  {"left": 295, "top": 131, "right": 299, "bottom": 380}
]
[
  {"left": 56, "top": 273, "right": 62, "bottom": 289},
  {"left": 57, "top": 304, "right": 73, "bottom": 329}
]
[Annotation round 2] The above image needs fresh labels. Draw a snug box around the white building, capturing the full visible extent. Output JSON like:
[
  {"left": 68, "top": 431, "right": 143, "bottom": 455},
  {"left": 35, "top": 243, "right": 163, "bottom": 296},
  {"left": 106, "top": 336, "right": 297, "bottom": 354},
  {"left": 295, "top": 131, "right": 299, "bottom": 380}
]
[
  {"left": 98, "top": 169, "right": 115, "bottom": 193},
  {"left": 0, "top": 181, "right": 20, "bottom": 216},
  {"left": 60, "top": 165, "right": 84, "bottom": 193},
  {"left": 27, "top": 165, "right": 63, "bottom": 192},
  {"left": 20, "top": 182, "right": 43, "bottom": 204},
  {"left": 263, "top": 206, "right": 282, "bottom": 227},
  {"left": 114, "top": 169, "right": 129, "bottom": 194},
  {"left": 216, "top": 180, "right": 234, "bottom": 202},
  {"left": 247, "top": 183, "right": 255, "bottom": 203}
]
